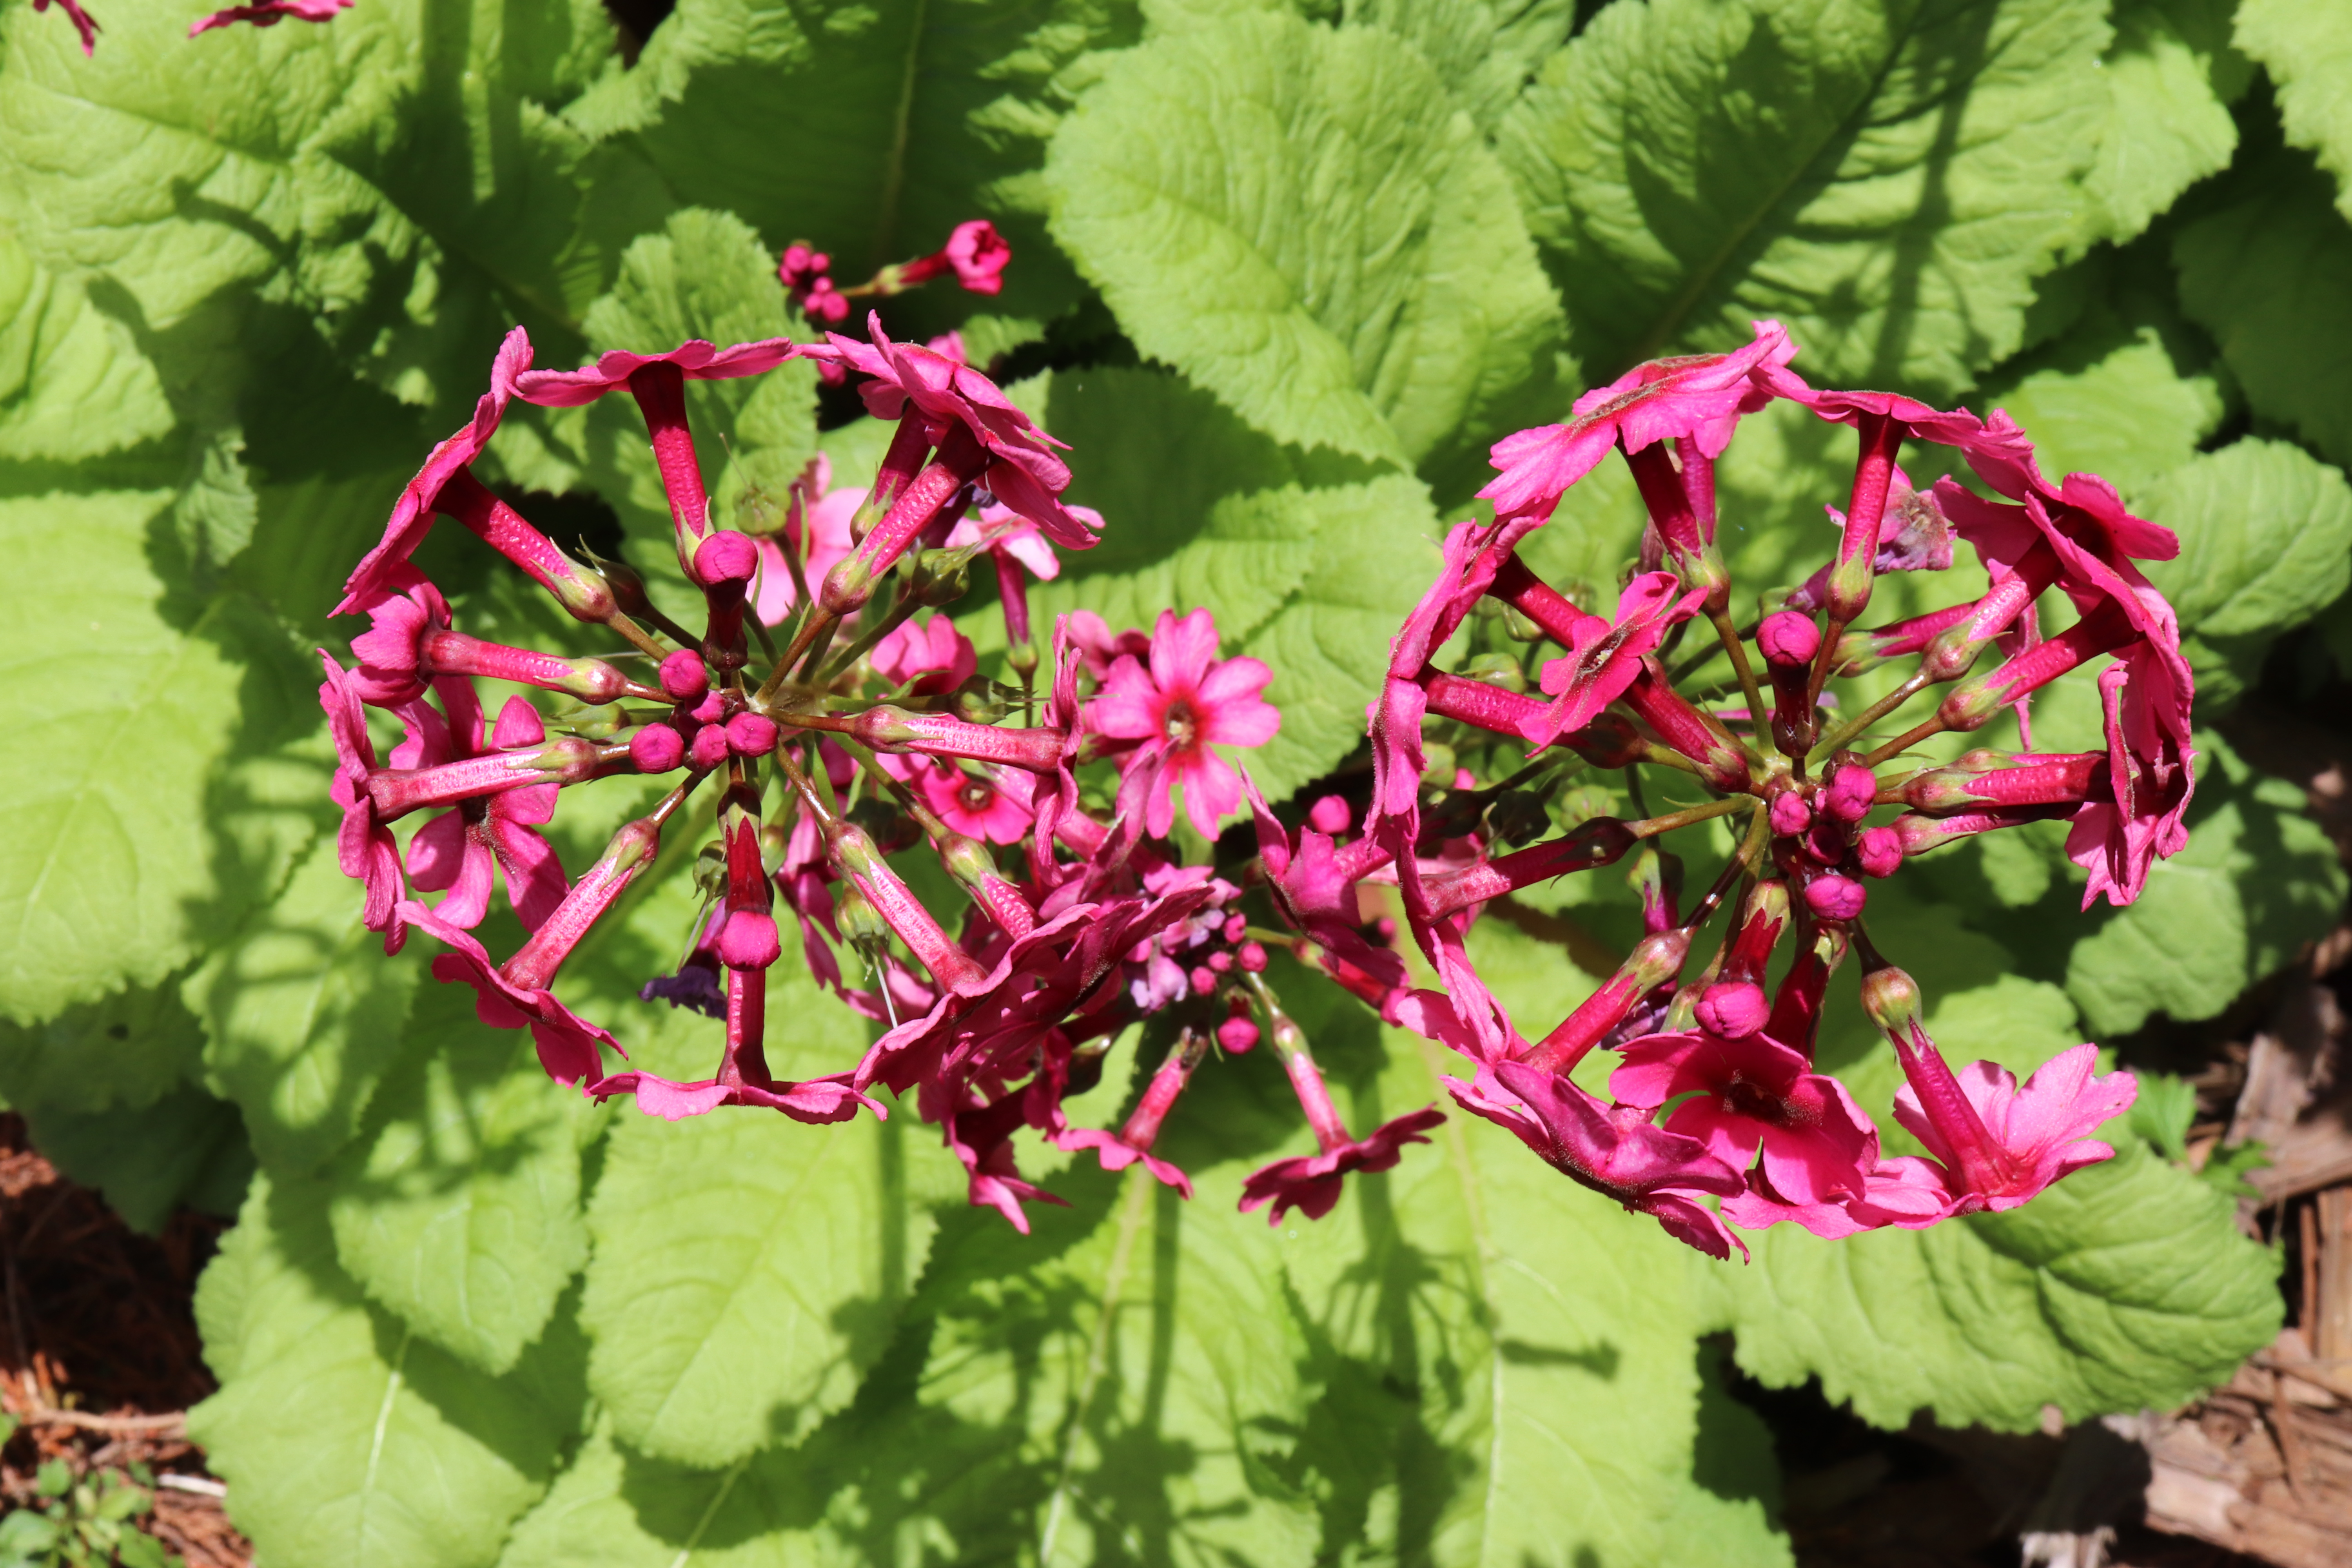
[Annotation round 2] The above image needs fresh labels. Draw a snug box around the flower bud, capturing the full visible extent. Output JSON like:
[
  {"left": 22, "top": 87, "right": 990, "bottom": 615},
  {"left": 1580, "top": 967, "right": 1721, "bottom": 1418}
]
[
  {"left": 1857, "top": 825, "right": 1903, "bottom": 878},
  {"left": 1756, "top": 610, "right": 1821, "bottom": 668},
  {"left": 1857, "top": 962, "right": 1925, "bottom": 1037},
  {"left": 1803, "top": 874, "right": 1866, "bottom": 920},
  {"left": 1237, "top": 942, "right": 1269, "bottom": 973},
  {"left": 1308, "top": 795, "right": 1353, "bottom": 835},
  {"left": 1190, "top": 966, "right": 1218, "bottom": 997},
  {"left": 726, "top": 712, "right": 779, "bottom": 757},
  {"left": 1218, "top": 1015, "right": 1261, "bottom": 1053},
  {"left": 717, "top": 908, "right": 781, "bottom": 969},
  {"left": 688, "top": 723, "right": 732, "bottom": 772},
  {"left": 1768, "top": 789, "right": 1811, "bottom": 837},
  {"left": 630, "top": 724, "right": 686, "bottom": 773},
  {"left": 695, "top": 529, "right": 759, "bottom": 587},
  {"left": 1695, "top": 980, "right": 1769, "bottom": 1040},
  {"left": 1822, "top": 763, "right": 1878, "bottom": 823},
  {"left": 660, "top": 650, "right": 709, "bottom": 703}
]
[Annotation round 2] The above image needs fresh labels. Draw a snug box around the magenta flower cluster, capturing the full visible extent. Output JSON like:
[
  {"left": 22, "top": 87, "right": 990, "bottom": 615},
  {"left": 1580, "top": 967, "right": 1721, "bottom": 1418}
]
[{"left": 326, "top": 274, "right": 2171, "bottom": 1247}]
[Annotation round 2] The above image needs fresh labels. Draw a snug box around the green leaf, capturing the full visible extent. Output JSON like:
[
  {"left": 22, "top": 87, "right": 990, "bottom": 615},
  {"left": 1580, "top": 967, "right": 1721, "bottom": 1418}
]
[
  {"left": 1045, "top": 9, "right": 1565, "bottom": 471},
  {"left": 2065, "top": 737, "right": 2347, "bottom": 1036},
  {"left": 2174, "top": 141, "right": 2352, "bottom": 469},
  {"left": 191, "top": 834, "right": 425, "bottom": 1174},
  {"left": 565, "top": 0, "right": 1130, "bottom": 336},
  {"left": 2082, "top": 0, "right": 2246, "bottom": 243},
  {"left": 1977, "top": 330, "right": 2223, "bottom": 501},
  {"left": 2141, "top": 437, "right": 2352, "bottom": 640},
  {"left": 0, "top": 489, "right": 306, "bottom": 1024},
  {"left": 2236, "top": 0, "right": 2352, "bottom": 219},
  {"left": 0, "top": 977, "right": 207, "bottom": 1117},
  {"left": 22, "top": 1082, "right": 254, "bottom": 1235},
  {"left": 0, "top": 234, "right": 174, "bottom": 463},
  {"left": 1721, "top": 1140, "right": 2281, "bottom": 1431},
  {"left": 1499, "top": 0, "right": 2112, "bottom": 396},
  {"left": 1342, "top": 0, "right": 1577, "bottom": 130},
  {"left": 325, "top": 983, "right": 600, "bottom": 1376},
  {"left": 191, "top": 1172, "right": 580, "bottom": 1568}
]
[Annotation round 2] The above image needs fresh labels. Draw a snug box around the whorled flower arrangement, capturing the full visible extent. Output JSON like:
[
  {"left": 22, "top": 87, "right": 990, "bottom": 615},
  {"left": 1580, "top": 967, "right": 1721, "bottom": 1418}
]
[{"left": 325, "top": 300, "right": 2172, "bottom": 1250}]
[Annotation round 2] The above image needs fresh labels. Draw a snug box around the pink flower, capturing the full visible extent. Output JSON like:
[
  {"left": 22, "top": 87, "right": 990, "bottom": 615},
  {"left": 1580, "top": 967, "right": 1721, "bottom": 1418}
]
[
  {"left": 869, "top": 613, "right": 978, "bottom": 697},
  {"left": 1529, "top": 571, "right": 1705, "bottom": 747},
  {"left": 1445, "top": 1061, "right": 1747, "bottom": 1259},
  {"left": 1238, "top": 1107, "right": 1446, "bottom": 1225},
  {"left": 189, "top": 0, "right": 348, "bottom": 34},
  {"left": 1058, "top": 1033, "right": 1204, "bottom": 1196},
  {"left": 337, "top": 327, "right": 533, "bottom": 615},
  {"left": 36, "top": 0, "right": 98, "bottom": 53},
  {"left": 1479, "top": 321, "right": 1794, "bottom": 521},
  {"left": 778, "top": 245, "right": 849, "bottom": 326},
  {"left": 1720, "top": 1156, "right": 1968, "bottom": 1238},
  {"left": 754, "top": 455, "right": 862, "bottom": 625},
  {"left": 1611, "top": 1031, "right": 1877, "bottom": 1207},
  {"left": 946, "top": 1087, "right": 1067, "bottom": 1234},
  {"left": 2067, "top": 651, "right": 2195, "bottom": 909},
  {"left": 1065, "top": 610, "right": 1151, "bottom": 679},
  {"left": 390, "top": 683, "right": 568, "bottom": 933},
  {"left": 1245, "top": 778, "right": 1404, "bottom": 991},
  {"left": 399, "top": 900, "right": 621, "bottom": 1091},
  {"left": 511, "top": 337, "right": 799, "bottom": 407},
  {"left": 1891, "top": 1043, "right": 2137, "bottom": 1213},
  {"left": 320, "top": 653, "right": 407, "bottom": 952},
  {"left": 943, "top": 220, "right": 1012, "bottom": 294},
  {"left": 797, "top": 317, "right": 1096, "bottom": 550},
  {"left": 592, "top": 1067, "right": 878, "bottom": 1124},
  {"left": 347, "top": 570, "right": 449, "bottom": 706},
  {"left": 916, "top": 762, "right": 1034, "bottom": 845},
  {"left": 1085, "top": 608, "right": 1280, "bottom": 839}
]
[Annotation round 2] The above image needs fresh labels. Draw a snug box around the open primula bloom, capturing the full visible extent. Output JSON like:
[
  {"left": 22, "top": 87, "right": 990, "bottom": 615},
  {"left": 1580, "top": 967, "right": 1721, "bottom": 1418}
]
[{"left": 326, "top": 310, "right": 2163, "bottom": 1249}]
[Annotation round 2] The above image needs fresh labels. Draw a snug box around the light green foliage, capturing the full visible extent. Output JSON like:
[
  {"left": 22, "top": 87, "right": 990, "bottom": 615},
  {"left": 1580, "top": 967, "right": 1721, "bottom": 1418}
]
[
  {"left": 0, "top": 978, "right": 206, "bottom": 1117},
  {"left": 191, "top": 1172, "right": 581, "bottom": 1568},
  {"left": 191, "top": 835, "right": 425, "bottom": 1173},
  {"left": 0, "top": 235, "right": 174, "bottom": 463},
  {"left": 1501, "top": 0, "right": 2111, "bottom": 396},
  {"left": 1047, "top": 9, "right": 1565, "bottom": 471},
  {"left": 567, "top": 0, "right": 1131, "bottom": 333},
  {"left": 2067, "top": 738, "right": 2347, "bottom": 1036},
  {"left": 22, "top": 1083, "right": 254, "bottom": 1234},
  {"left": 2175, "top": 143, "right": 2352, "bottom": 470},
  {"left": 2085, "top": 0, "right": 2247, "bottom": 242},
  {"left": 1344, "top": 0, "right": 1577, "bottom": 130},
  {"left": 2237, "top": 0, "right": 2352, "bottom": 218},
  {"left": 2141, "top": 438, "right": 2352, "bottom": 640},
  {"left": 1720, "top": 1141, "right": 2281, "bottom": 1431},
  {"left": 1980, "top": 332, "right": 2222, "bottom": 500},
  {"left": 326, "top": 986, "right": 600, "bottom": 1376},
  {"left": 0, "top": 490, "right": 300, "bottom": 1023}
]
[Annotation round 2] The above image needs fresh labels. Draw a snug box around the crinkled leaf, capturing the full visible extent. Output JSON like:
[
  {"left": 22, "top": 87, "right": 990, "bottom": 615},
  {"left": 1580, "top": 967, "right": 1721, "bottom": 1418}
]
[
  {"left": 1046, "top": 9, "right": 1566, "bottom": 472},
  {"left": 2065, "top": 738, "right": 2347, "bottom": 1036},
  {"left": 1500, "top": 0, "right": 2111, "bottom": 395},
  {"left": 1343, "top": 0, "right": 1578, "bottom": 130},
  {"left": 2236, "top": 0, "right": 2352, "bottom": 219},
  {"left": 1720, "top": 1141, "right": 2280, "bottom": 1431},
  {"left": 2174, "top": 141, "right": 2352, "bottom": 469},
  {"left": 0, "top": 234, "right": 174, "bottom": 463},
  {"left": 22, "top": 1082, "right": 254, "bottom": 1234},
  {"left": 0, "top": 490, "right": 305, "bottom": 1024},
  {"left": 2141, "top": 437, "right": 2352, "bottom": 641},
  {"left": 0, "top": 976, "right": 206, "bottom": 1117},
  {"left": 191, "top": 834, "right": 425, "bottom": 1173},
  {"left": 191, "top": 1171, "right": 582, "bottom": 1568},
  {"left": 2083, "top": 0, "right": 2246, "bottom": 242},
  {"left": 1978, "top": 331, "right": 2222, "bottom": 501},
  {"left": 326, "top": 982, "right": 600, "bottom": 1376},
  {"left": 565, "top": 0, "right": 1130, "bottom": 336}
]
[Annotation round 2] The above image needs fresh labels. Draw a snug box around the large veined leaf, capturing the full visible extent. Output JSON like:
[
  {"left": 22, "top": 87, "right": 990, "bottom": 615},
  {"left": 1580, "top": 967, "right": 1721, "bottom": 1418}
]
[
  {"left": 1046, "top": 9, "right": 1565, "bottom": 475},
  {"left": 2236, "top": 0, "right": 2352, "bottom": 218},
  {"left": 2082, "top": 0, "right": 2247, "bottom": 243},
  {"left": 565, "top": 0, "right": 1133, "bottom": 337},
  {"left": 0, "top": 0, "right": 621, "bottom": 440},
  {"left": 2141, "top": 437, "right": 2352, "bottom": 642},
  {"left": 191, "top": 1172, "right": 583, "bottom": 1568},
  {"left": 2175, "top": 141, "right": 2352, "bottom": 471},
  {"left": 191, "top": 833, "right": 425, "bottom": 1173},
  {"left": 326, "top": 984, "right": 602, "bottom": 1376},
  {"left": 0, "top": 234, "right": 175, "bottom": 463},
  {"left": 0, "top": 489, "right": 310, "bottom": 1023},
  {"left": 0, "top": 976, "right": 207, "bottom": 1117},
  {"left": 2064, "top": 739, "right": 2347, "bottom": 1037},
  {"left": 1341, "top": 0, "right": 1577, "bottom": 130},
  {"left": 1976, "top": 327, "right": 2223, "bottom": 502},
  {"left": 1499, "top": 0, "right": 2111, "bottom": 396},
  {"left": 21, "top": 1082, "right": 254, "bottom": 1235}
]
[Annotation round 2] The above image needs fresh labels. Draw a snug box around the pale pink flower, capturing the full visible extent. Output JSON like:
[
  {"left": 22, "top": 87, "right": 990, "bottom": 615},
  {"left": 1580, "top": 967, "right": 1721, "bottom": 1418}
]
[{"left": 1891, "top": 1043, "right": 2138, "bottom": 1212}]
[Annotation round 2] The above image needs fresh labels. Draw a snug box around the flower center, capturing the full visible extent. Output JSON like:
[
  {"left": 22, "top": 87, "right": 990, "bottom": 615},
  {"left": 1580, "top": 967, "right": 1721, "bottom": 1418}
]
[
  {"left": 1163, "top": 698, "right": 1197, "bottom": 749},
  {"left": 958, "top": 779, "right": 995, "bottom": 813}
]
